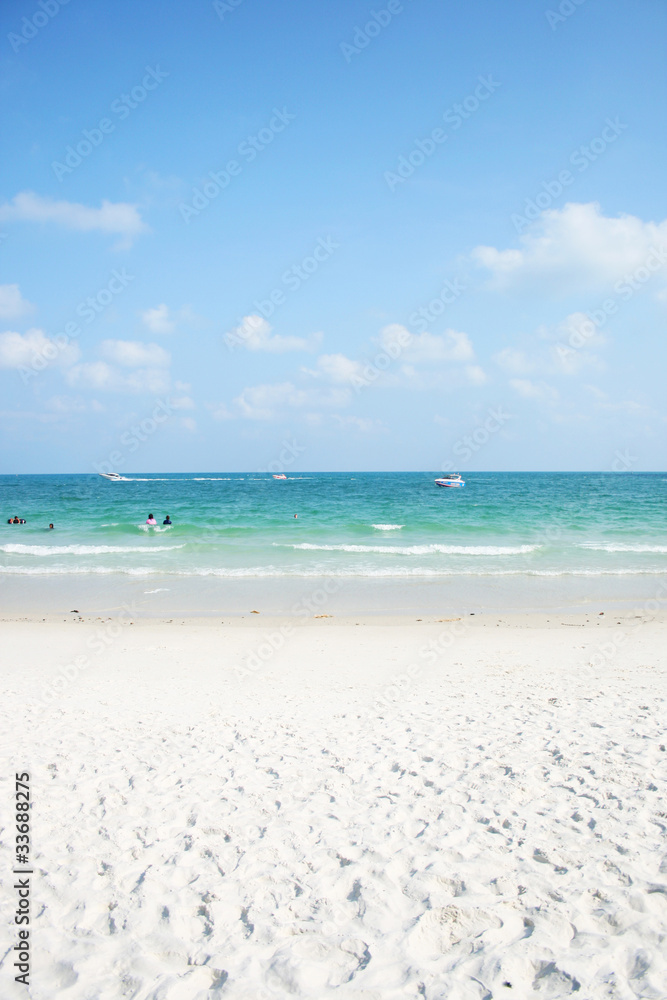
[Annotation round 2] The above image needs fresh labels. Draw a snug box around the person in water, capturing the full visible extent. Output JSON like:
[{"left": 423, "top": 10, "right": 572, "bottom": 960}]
[
  {"left": 163, "top": 515, "right": 172, "bottom": 525},
  {"left": 8, "top": 516, "right": 25, "bottom": 524},
  {"left": 146, "top": 513, "right": 157, "bottom": 525},
  {"left": 48, "top": 523, "right": 54, "bottom": 530}
]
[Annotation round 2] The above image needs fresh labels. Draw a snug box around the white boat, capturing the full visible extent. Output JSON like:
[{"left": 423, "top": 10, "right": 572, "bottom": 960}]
[
  {"left": 98, "top": 472, "right": 130, "bottom": 481},
  {"left": 435, "top": 473, "right": 465, "bottom": 488},
  {"left": 272, "top": 474, "right": 287, "bottom": 479}
]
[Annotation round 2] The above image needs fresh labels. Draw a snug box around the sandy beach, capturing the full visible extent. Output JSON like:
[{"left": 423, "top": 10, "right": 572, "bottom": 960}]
[{"left": 2, "top": 611, "right": 666, "bottom": 998}]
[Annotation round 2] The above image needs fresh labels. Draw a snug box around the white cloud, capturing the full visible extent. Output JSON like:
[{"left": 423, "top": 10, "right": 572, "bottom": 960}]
[
  {"left": 494, "top": 347, "right": 535, "bottom": 375},
  {"left": 141, "top": 304, "right": 175, "bottom": 335},
  {"left": 0, "top": 192, "right": 147, "bottom": 246},
  {"left": 465, "top": 365, "right": 487, "bottom": 385},
  {"left": 0, "top": 328, "right": 80, "bottom": 369},
  {"left": 170, "top": 395, "right": 195, "bottom": 410},
  {"left": 510, "top": 378, "right": 559, "bottom": 403},
  {"left": 554, "top": 311, "right": 606, "bottom": 348},
  {"left": 472, "top": 202, "right": 667, "bottom": 292},
  {"left": 46, "top": 395, "right": 104, "bottom": 414},
  {"left": 307, "top": 327, "right": 477, "bottom": 391},
  {"left": 584, "top": 384, "right": 647, "bottom": 415},
  {"left": 309, "top": 353, "right": 365, "bottom": 385},
  {"left": 226, "top": 315, "right": 322, "bottom": 353},
  {"left": 100, "top": 340, "right": 170, "bottom": 368},
  {"left": 181, "top": 417, "right": 197, "bottom": 432},
  {"left": 0, "top": 284, "right": 33, "bottom": 320},
  {"left": 211, "top": 381, "right": 351, "bottom": 421},
  {"left": 331, "top": 414, "right": 383, "bottom": 433},
  {"left": 66, "top": 362, "right": 170, "bottom": 394},
  {"left": 378, "top": 324, "right": 475, "bottom": 363},
  {"left": 208, "top": 402, "right": 235, "bottom": 421}
]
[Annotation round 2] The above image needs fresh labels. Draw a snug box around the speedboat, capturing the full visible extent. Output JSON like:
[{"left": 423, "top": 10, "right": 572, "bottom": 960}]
[
  {"left": 435, "top": 473, "right": 465, "bottom": 488},
  {"left": 272, "top": 474, "right": 287, "bottom": 479},
  {"left": 98, "top": 472, "right": 129, "bottom": 481}
]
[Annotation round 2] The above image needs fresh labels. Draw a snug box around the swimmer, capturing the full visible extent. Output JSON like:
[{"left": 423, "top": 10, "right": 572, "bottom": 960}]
[
  {"left": 146, "top": 513, "right": 157, "bottom": 526},
  {"left": 48, "top": 523, "right": 54, "bottom": 530},
  {"left": 163, "top": 515, "right": 172, "bottom": 525},
  {"left": 294, "top": 513, "right": 298, "bottom": 519}
]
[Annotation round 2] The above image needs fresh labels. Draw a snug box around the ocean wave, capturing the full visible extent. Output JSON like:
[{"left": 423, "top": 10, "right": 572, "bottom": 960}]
[
  {"left": 275, "top": 542, "right": 543, "bottom": 556},
  {"left": 372, "top": 524, "right": 405, "bottom": 530},
  {"left": 1, "top": 565, "right": 664, "bottom": 579},
  {"left": 578, "top": 542, "right": 667, "bottom": 553},
  {"left": 0, "top": 543, "right": 185, "bottom": 556}
]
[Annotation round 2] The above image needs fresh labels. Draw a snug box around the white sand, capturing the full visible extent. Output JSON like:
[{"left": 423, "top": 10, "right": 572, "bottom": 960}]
[{"left": 1, "top": 613, "right": 666, "bottom": 999}]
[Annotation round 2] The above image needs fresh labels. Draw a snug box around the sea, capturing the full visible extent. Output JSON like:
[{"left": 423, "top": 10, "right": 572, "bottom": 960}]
[{"left": 1, "top": 472, "right": 665, "bottom": 615}]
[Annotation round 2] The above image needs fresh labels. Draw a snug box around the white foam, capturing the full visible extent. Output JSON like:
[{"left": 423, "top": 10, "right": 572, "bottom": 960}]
[
  {"left": 276, "top": 542, "right": 543, "bottom": 556},
  {"left": 0, "top": 543, "right": 184, "bottom": 556},
  {"left": 1, "top": 564, "right": 664, "bottom": 579},
  {"left": 144, "top": 588, "right": 170, "bottom": 594},
  {"left": 578, "top": 542, "right": 667, "bottom": 553},
  {"left": 372, "top": 524, "right": 405, "bottom": 530}
]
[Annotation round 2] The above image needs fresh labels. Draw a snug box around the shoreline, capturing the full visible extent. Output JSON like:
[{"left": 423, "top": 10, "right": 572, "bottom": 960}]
[
  {"left": 2, "top": 570, "right": 666, "bottom": 619},
  {"left": 3, "top": 608, "right": 667, "bottom": 627}
]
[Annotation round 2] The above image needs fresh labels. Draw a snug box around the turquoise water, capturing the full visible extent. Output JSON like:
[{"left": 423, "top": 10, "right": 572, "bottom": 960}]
[{"left": 1, "top": 473, "right": 666, "bottom": 588}]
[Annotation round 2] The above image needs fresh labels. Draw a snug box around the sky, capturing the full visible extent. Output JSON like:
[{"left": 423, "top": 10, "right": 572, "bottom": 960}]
[{"left": 1, "top": 0, "right": 666, "bottom": 473}]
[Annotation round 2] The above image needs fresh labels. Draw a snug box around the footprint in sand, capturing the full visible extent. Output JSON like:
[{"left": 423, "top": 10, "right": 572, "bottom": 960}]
[{"left": 409, "top": 905, "right": 502, "bottom": 958}]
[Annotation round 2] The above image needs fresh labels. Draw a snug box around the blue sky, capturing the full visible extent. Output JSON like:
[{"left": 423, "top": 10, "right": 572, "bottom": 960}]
[{"left": 1, "top": 0, "right": 666, "bottom": 472}]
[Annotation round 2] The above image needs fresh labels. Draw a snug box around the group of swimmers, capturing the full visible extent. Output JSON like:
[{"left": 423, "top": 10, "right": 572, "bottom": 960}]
[
  {"left": 146, "top": 514, "right": 172, "bottom": 526},
  {"left": 7, "top": 517, "right": 55, "bottom": 528},
  {"left": 6, "top": 513, "right": 171, "bottom": 528}
]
